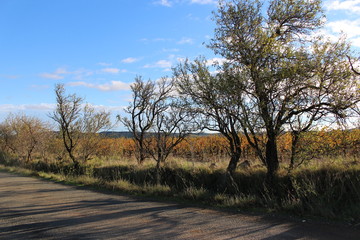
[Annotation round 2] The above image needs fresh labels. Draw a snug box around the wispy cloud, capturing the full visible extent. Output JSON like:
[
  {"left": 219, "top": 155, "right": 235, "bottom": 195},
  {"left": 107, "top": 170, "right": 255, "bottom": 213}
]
[
  {"left": 143, "top": 59, "right": 172, "bottom": 69},
  {"left": 189, "top": 0, "right": 217, "bottom": 4},
  {"left": 97, "top": 62, "right": 112, "bottom": 66},
  {"left": 153, "top": 0, "right": 217, "bottom": 6},
  {"left": 39, "top": 68, "right": 68, "bottom": 79},
  {"left": 153, "top": 0, "right": 172, "bottom": 7},
  {"left": 1, "top": 75, "right": 20, "bottom": 79},
  {"left": 101, "top": 68, "right": 122, "bottom": 74},
  {"left": 186, "top": 13, "right": 200, "bottom": 21},
  {"left": 121, "top": 57, "right": 140, "bottom": 63},
  {"left": 39, "top": 73, "right": 64, "bottom": 80},
  {"left": 0, "top": 103, "right": 125, "bottom": 114},
  {"left": 0, "top": 103, "right": 56, "bottom": 112},
  {"left": 162, "top": 48, "right": 180, "bottom": 52},
  {"left": 140, "top": 37, "right": 173, "bottom": 43},
  {"left": 68, "top": 81, "right": 131, "bottom": 91},
  {"left": 39, "top": 67, "right": 93, "bottom": 80},
  {"left": 30, "top": 84, "right": 50, "bottom": 90},
  {"left": 177, "top": 37, "right": 194, "bottom": 44}
]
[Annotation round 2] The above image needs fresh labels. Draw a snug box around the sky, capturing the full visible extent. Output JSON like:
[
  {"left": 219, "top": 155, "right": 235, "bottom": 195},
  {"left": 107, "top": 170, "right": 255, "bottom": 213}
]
[{"left": 0, "top": 0, "right": 359, "bottom": 129}]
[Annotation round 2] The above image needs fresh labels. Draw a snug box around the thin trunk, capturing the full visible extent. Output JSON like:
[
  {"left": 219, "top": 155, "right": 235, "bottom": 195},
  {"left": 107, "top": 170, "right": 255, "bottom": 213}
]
[
  {"left": 218, "top": 146, "right": 241, "bottom": 194},
  {"left": 26, "top": 146, "right": 35, "bottom": 163},
  {"left": 136, "top": 137, "right": 146, "bottom": 165},
  {"left": 289, "top": 132, "right": 300, "bottom": 172},
  {"left": 155, "top": 151, "right": 162, "bottom": 185}
]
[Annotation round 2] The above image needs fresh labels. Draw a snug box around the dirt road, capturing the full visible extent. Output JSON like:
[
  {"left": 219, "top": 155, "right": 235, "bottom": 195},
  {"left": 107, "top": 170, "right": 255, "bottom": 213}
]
[{"left": 0, "top": 171, "right": 359, "bottom": 239}]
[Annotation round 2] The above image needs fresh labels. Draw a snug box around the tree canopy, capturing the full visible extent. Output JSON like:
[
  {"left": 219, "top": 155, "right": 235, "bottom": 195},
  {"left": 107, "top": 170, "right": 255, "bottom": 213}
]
[{"left": 176, "top": 0, "right": 360, "bottom": 179}]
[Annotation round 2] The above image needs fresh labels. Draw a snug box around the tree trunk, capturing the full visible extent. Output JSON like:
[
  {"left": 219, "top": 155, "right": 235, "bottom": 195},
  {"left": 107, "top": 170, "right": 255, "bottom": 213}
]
[
  {"left": 265, "top": 133, "right": 279, "bottom": 181},
  {"left": 217, "top": 149, "right": 241, "bottom": 194},
  {"left": 138, "top": 148, "right": 146, "bottom": 165},
  {"left": 226, "top": 149, "right": 241, "bottom": 176},
  {"left": 155, "top": 157, "right": 162, "bottom": 185},
  {"left": 68, "top": 151, "right": 77, "bottom": 165},
  {"left": 289, "top": 132, "right": 300, "bottom": 172}
]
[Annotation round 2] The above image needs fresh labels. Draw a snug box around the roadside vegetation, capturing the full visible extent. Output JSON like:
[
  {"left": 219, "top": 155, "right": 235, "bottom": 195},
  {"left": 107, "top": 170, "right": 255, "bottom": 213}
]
[
  {"left": 1, "top": 129, "right": 359, "bottom": 223},
  {"left": 1, "top": 0, "right": 360, "bottom": 223}
]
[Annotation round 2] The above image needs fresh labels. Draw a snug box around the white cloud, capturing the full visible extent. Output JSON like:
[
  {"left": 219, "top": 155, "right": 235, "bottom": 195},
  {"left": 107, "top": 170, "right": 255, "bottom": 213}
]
[
  {"left": 326, "top": 0, "right": 360, "bottom": 13},
  {"left": 0, "top": 103, "right": 126, "bottom": 117},
  {"left": 177, "top": 37, "right": 194, "bottom": 44},
  {"left": 154, "top": 0, "right": 172, "bottom": 7},
  {"left": 326, "top": 19, "right": 360, "bottom": 38},
  {"left": 350, "top": 36, "right": 360, "bottom": 47},
  {"left": 39, "top": 67, "right": 93, "bottom": 80},
  {"left": 2, "top": 75, "right": 19, "bottom": 79},
  {"left": 162, "top": 48, "right": 180, "bottom": 52},
  {"left": 39, "top": 73, "right": 64, "bottom": 80},
  {"left": 72, "top": 68, "right": 94, "bottom": 80},
  {"left": 144, "top": 60, "right": 173, "bottom": 69},
  {"left": 0, "top": 103, "right": 56, "bottom": 112},
  {"left": 186, "top": 13, "right": 200, "bottom": 21},
  {"left": 54, "top": 68, "right": 68, "bottom": 74},
  {"left": 121, "top": 57, "right": 139, "bottom": 63},
  {"left": 39, "top": 68, "right": 68, "bottom": 79},
  {"left": 101, "top": 68, "right": 121, "bottom": 74},
  {"left": 30, "top": 84, "right": 50, "bottom": 90},
  {"left": 153, "top": 0, "right": 217, "bottom": 7},
  {"left": 206, "top": 57, "right": 227, "bottom": 66},
  {"left": 68, "top": 81, "right": 131, "bottom": 91},
  {"left": 140, "top": 37, "right": 173, "bottom": 43},
  {"left": 98, "top": 62, "right": 112, "bottom": 66}
]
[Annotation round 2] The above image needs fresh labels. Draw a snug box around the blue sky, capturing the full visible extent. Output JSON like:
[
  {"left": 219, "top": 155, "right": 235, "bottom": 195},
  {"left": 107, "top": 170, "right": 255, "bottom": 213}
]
[{"left": 1, "top": 0, "right": 359, "bottom": 128}]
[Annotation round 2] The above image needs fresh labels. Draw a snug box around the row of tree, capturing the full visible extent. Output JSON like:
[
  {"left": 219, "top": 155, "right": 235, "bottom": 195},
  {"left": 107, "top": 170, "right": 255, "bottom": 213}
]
[
  {"left": 0, "top": 0, "right": 359, "bottom": 188},
  {"left": 0, "top": 85, "right": 112, "bottom": 166},
  {"left": 121, "top": 0, "right": 360, "bottom": 184}
]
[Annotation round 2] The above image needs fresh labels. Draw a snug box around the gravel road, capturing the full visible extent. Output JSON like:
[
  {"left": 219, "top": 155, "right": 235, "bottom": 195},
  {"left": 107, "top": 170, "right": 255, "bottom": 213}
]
[{"left": 0, "top": 171, "right": 359, "bottom": 239}]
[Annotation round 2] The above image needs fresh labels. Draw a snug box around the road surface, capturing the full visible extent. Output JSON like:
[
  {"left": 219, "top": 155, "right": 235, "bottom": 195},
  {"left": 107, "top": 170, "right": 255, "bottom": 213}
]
[{"left": 0, "top": 171, "right": 359, "bottom": 239}]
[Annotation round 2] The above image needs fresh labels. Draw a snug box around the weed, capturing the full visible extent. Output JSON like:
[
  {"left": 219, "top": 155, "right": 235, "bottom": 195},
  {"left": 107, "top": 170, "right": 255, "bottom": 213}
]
[{"left": 179, "top": 186, "right": 210, "bottom": 201}]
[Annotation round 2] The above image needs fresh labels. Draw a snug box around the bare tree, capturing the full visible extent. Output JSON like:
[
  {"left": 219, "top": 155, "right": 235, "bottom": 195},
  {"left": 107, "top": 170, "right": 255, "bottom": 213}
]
[
  {"left": 147, "top": 79, "right": 197, "bottom": 184},
  {"left": 119, "top": 77, "right": 196, "bottom": 183},
  {"left": 118, "top": 76, "right": 172, "bottom": 164},
  {"left": 50, "top": 84, "right": 83, "bottom": 165},
  {"left": 78, "top": 104, "right": 112, "bottom": 162},
  {"left": 50, "top": 84, "right": 111, "bottom": 166}
]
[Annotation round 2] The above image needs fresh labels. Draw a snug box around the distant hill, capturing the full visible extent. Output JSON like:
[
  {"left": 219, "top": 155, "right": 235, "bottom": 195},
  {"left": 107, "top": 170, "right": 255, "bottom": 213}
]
[
  {"left": 99, "top": 131, "right": 134, "bottom": 138},
  {"left": 99, "top": 131, "right": 215, "bottom": 139}
]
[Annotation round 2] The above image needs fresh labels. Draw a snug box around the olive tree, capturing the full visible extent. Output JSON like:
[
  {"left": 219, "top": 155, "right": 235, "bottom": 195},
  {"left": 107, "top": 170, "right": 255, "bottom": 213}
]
[
  {"left": 177, "top": 0, "right": 360, "bottom": 181},
  {"left": 207, "top": 0, "right": 360, "bottom": 179},
  {"left": 174, "top": 58, "right": 244, "bottom": 184}
]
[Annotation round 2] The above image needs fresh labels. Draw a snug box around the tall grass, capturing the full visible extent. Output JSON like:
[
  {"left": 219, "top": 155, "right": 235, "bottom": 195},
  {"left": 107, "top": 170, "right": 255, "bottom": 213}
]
[{"left": 0, "top": 152, "right": 359, "bottom": 223}]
